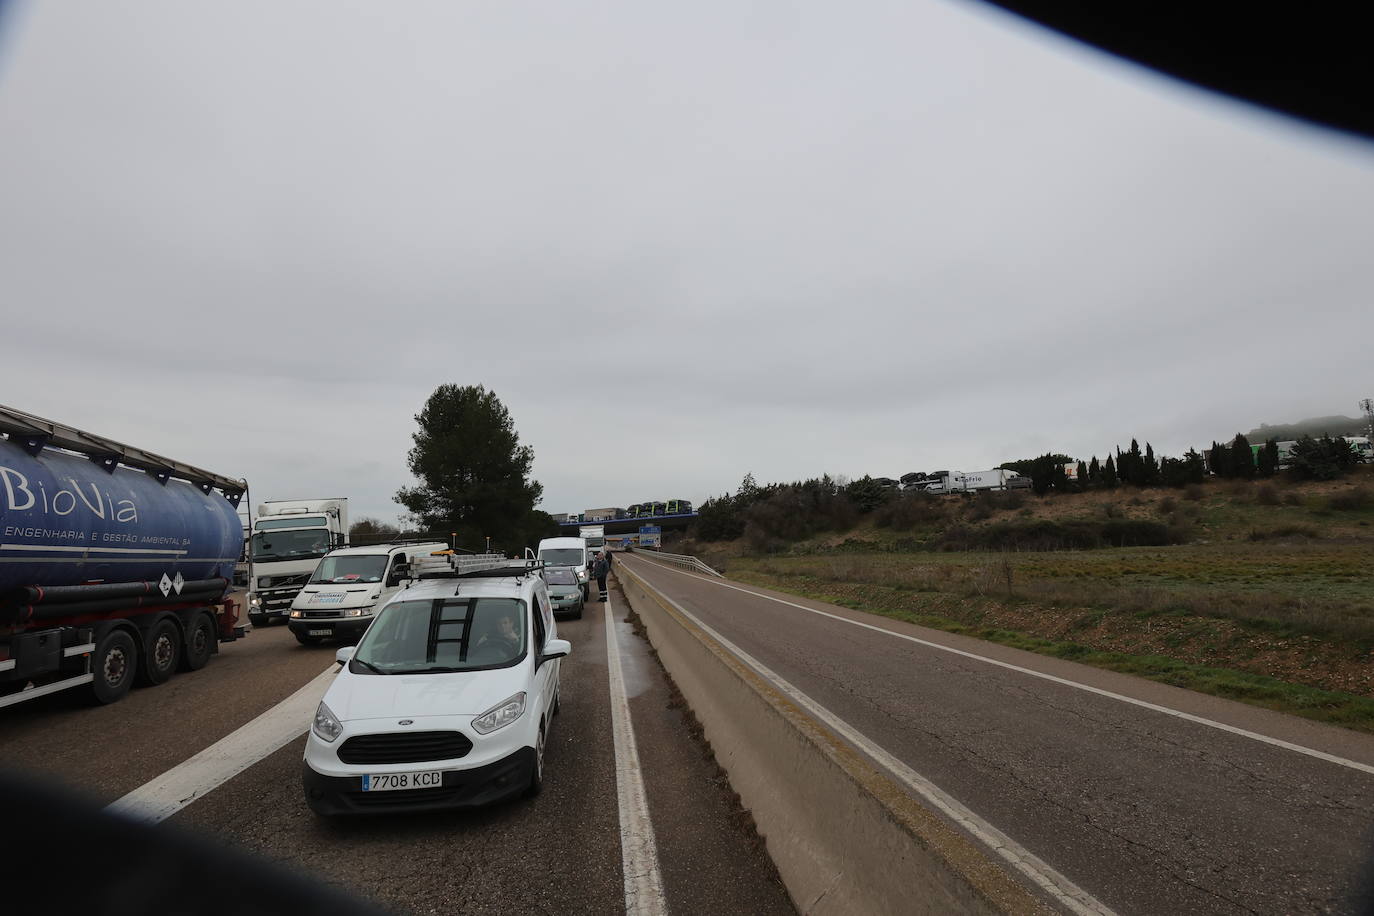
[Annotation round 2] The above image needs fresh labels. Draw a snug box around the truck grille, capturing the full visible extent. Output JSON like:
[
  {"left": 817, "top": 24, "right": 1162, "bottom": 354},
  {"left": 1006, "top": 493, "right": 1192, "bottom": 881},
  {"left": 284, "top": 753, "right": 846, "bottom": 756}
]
[{"left": 338, "top": 731, "right": 472, "bottom": 765}]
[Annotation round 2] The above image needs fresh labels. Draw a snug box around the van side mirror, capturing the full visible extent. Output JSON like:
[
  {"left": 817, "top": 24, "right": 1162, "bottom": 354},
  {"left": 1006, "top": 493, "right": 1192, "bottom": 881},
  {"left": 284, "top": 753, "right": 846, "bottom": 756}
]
[
  {"left": 335, "top": 646, "right": 355, "bottom": 666},
  {"left": 540, "top": 638, "right": 571, "bottom": 664}
]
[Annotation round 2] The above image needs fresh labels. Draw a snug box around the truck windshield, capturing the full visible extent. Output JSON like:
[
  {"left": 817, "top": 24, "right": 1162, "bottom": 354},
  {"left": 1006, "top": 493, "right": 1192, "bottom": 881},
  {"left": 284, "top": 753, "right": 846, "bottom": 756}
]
[
  {"left": 539, "top": 548, "right": 584, "bottom": 567},
  {"left": 310, "top": 556, "right": 387, "bottom": 584},
  {"left": 252, "top": 529, "right": 329, "bottom": 562},
  {"left": 353, "top": 597, "right": 527, "bottom": 673},
  {"left": 255, "top": 516, "right": 328, "bottom": 531}
]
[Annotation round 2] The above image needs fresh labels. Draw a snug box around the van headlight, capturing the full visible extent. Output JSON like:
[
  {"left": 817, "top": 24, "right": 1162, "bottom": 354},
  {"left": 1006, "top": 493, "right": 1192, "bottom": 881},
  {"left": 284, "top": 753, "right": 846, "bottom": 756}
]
[
  {"left": 471, "top": 693, "right": 526, "bottom": 735},
  {"left": 344, "top": 606, "right": 375, "bottom": 618},
  {"left": 312, "top": 702, "right": 343, "bottom": 743}
]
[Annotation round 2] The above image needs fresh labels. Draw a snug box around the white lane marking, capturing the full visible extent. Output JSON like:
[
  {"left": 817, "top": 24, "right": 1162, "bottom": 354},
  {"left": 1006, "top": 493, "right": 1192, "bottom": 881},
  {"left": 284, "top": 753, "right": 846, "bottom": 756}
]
[
  {"left": 634, "top": 558, "right": 1374, "bottom": 778},
  {"left": 1, "top": 544, "right": 188, "bottom": 555},
  {"left": 604, "top": 594, "right": 669, "bottom": 916},
  {"left": 623, "top": 562, "right": 1112, "bottom": 916},
  {"left": 106, "top": 664, "right": 337, "bottom": 823}
]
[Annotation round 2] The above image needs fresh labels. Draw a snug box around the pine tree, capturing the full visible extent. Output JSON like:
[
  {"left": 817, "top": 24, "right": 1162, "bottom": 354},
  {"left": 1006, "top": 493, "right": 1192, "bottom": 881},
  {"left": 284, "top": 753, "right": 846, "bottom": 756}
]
[
  {"left": 1143, "top": 442, "right": 1160, "bottom": 486},
  {"left": 1257, "top": 439, "right": 1279, "bottom": 477},
  {"left": 1088, "top": 456, "right": 1100, "bottom": 484},
  {"left": 1231, "top": 433, "right": 1255, "bottom": 479},
  {"left": 1209, "top": 441, "right": 1232, "bottom": 478},
  {"left": 1102, "top": 454, "right": 1118, "bottom": 487}
]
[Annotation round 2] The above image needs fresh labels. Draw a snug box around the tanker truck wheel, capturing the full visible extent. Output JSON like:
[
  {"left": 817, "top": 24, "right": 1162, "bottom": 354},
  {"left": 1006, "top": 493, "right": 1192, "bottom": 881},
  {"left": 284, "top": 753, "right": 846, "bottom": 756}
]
[
  {"left": 137, "top": 619, "right": 181, "bottom": 686},
  {"left": 180, "top": 613, "right": 216, "bottom": 672},
  {"left": 89, "top": 629, "right": 137, "bottom": 705}
]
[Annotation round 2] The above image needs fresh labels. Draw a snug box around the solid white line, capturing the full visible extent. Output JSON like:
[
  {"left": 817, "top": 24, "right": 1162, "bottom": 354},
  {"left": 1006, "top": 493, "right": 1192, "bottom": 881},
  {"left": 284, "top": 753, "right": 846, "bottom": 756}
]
[
  {"left": 603, "top": 594, "right": 669, "bottom": 916},
  {"left": 624, "top": 561, "right": 1112, "bottom": 916},
  {"left": 106, "top": 664, "right": 337, "bottom": 823},
  {"left": 635, "top": 558, "right": 1374, "bottom": 777},
  {"left": 1, "top": 543, "right": 188, "bottom": 555}
]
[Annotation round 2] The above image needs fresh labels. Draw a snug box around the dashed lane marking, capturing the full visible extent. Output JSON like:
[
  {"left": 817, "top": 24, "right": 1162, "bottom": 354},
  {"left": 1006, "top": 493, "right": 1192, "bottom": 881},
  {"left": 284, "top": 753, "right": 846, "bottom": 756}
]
[{"left": 107, "top": 663, "right": 337, "bottom": 823}]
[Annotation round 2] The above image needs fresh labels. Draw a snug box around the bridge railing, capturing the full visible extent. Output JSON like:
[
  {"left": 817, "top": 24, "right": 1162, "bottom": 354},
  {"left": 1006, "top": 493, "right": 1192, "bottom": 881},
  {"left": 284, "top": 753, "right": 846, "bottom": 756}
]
[{"left": 632, "top": 549, "right": 723, "bottom": 579}]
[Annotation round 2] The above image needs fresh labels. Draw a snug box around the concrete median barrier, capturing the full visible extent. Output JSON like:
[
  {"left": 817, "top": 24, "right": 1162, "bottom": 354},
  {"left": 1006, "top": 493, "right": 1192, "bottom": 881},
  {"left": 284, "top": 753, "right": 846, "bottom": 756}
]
[{"left": 614, "top": 561, "right": 1054, "bottom": 916}]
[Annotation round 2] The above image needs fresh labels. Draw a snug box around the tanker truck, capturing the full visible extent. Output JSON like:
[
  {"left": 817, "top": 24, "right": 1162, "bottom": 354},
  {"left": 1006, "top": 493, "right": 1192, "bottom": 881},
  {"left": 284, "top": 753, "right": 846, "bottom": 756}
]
[{"left": 0, "top": 405, "right": 249, "bottom": 708}]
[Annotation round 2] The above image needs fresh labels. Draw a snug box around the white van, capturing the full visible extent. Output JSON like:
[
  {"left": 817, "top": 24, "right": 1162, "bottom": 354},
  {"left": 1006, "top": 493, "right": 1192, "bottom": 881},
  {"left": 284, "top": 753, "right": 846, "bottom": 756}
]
[
  {"left": 537, "top": 536, "right": 590, "bottom": 600},
  {"left": 288, "top": 542, "right": 448, "bottom": 645}
]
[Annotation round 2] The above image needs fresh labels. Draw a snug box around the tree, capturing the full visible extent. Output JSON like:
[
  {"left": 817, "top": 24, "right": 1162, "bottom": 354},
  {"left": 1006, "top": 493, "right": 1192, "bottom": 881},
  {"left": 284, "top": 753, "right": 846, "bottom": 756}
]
[
  {"left": 1257, "top": 439, "right": 1279, "bottom": 478},
  {"left": 1288, "top": 435, "right": 1356, "bottom": 480},
  {"left": 394, "top": 384, "right": 544, "bottom": 553},
  {"left": 1000, "top": 454, "right": 1074, "bottom": 477},
  {"left": 1208, "top": 440, "right": 1232, "bottom": 478},
  {"left": 1230, "top": 433, "right": 1255, "bottom": 479},
  {"left": 350, "top": 517, "right": 401, "bottom": 544},
  {"left": 1142, "top": 442, "right": 1160, "bottom": 486},
  {"left": 1028, "top": 453, "right": 1069, "bottom": 494},
  {"left": 1077, "top": 460, "right": 1089, "bottom": 486},
  {"left": 1102, "top": 454, "right": 1118, "bottom": 488},
  {"left": 843, "top": 475, "right": 892, "bottom": 512},
  {"left": 1088, "top": 456, "right": 1100, "bottom": 485},
  {"left": 1181, "top": 448, "right": 1207, "bottom": 484}
]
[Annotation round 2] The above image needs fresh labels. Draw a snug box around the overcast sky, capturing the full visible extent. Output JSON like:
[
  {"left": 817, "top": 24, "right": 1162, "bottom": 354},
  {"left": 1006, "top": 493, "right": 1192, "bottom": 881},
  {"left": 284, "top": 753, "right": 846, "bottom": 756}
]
[{"left": 3, "top": 2, "right": 1372, "bottom": 525}]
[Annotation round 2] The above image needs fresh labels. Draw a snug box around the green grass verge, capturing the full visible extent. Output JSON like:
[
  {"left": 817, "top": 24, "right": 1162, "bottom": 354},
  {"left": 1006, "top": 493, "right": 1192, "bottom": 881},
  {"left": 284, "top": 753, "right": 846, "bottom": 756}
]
[{"left": 732, "top": 571, "right": 1374, "bottom": 734}]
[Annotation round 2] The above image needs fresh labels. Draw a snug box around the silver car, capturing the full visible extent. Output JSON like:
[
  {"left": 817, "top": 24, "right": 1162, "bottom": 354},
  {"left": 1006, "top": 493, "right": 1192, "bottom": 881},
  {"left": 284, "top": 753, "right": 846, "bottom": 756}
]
[{"left": 542, "top": 567, "right": 584, "bottom": 619}]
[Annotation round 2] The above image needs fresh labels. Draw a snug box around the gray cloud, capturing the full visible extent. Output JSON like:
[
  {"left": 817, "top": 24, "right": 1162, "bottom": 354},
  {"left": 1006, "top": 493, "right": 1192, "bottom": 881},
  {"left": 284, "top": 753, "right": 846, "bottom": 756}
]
[{"left": 3, "top": 1, "right": 1372, "bottom": 525}]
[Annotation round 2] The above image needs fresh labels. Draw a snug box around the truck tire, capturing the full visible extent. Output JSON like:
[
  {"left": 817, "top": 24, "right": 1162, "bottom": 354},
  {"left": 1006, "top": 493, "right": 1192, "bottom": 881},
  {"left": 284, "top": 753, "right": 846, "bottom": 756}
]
[
  {"left": 89, "top": 629, "right": 137, "bottom": 705},
  {"left": 137, "top": 618, "right": 181, "bottom": 686},
  {"left": 180, "top": 612, "right": 216, "bottom": 671}
]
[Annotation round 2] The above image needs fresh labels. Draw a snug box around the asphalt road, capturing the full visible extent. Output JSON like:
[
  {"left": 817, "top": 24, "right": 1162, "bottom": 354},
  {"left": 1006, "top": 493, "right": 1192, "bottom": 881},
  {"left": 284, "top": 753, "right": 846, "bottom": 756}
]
[
  {"left": 619, "top": 553, "right": 1374, "bottom": 915},
  {"left": 0, "top": 589, "right": 794, "bottom": 915}
]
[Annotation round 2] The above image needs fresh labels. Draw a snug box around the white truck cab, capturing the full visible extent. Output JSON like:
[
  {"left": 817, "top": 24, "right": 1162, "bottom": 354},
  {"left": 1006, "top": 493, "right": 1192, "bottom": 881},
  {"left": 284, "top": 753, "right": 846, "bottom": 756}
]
[
  {"left": 287, "top": 542, "right": 446, "bottom": 645},
  {"left": 537, "top": 536, "right": 590, "bottom": 600}
]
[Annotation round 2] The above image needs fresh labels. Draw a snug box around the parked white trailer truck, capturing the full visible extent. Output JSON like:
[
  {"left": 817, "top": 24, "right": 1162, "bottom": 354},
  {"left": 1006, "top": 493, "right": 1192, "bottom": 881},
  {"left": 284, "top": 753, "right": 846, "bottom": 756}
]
[
  {"left": 248, "top": 498, "right": 349, "bottom": 626},
  {"left": 0, "top": 404, "right": 250, "bottom": 708},
  {"left": 919, "top": 469, "right": 1026, "bottom": 494}
]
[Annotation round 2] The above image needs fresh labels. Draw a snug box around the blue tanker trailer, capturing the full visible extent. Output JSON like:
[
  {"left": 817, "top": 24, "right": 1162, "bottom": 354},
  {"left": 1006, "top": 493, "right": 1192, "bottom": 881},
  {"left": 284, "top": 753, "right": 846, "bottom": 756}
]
[{"left": 0, "top": 405, "right": 250, "bottom": 707}]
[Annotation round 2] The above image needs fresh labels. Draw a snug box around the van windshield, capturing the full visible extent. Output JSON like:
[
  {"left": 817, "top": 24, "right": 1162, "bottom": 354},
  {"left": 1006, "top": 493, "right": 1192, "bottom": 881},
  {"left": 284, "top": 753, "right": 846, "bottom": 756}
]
[
  {"left": 310, "top": 556, "right": 387, "bottom": 584},
  {"left": 352, "top": 597, "right": 527, "bottom": 673},
  {"left": 539, "top": 548, "right": 584, "bottom": 567}
]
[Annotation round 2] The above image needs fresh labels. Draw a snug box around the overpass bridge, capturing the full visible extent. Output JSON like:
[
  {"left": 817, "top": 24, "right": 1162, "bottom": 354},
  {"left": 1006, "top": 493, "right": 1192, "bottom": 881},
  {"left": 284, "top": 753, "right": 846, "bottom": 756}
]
[{"left": 557, "top": 512, "right": 697, "bottom": 537}]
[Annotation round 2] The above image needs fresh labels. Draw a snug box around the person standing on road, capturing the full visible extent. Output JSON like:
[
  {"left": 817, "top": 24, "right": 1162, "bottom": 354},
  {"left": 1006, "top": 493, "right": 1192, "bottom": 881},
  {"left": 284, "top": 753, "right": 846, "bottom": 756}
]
[{"left": 593, "top": 551, "right": 609, "bottom": 602}]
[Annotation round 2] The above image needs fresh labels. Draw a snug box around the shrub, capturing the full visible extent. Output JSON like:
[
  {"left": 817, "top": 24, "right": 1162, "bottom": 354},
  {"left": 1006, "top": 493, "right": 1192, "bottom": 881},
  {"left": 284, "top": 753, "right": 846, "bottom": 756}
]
[
  {"left": 1158, "top": 495, "right": 1177, "bottom": 514},
  {"left": 1183, "top": 484, "right": 1205, "bottom": 502},
  {"left": 1328, "top": 488, "right": 1372, "bottom": 511},
  {"left": 873, "top": 494, "right": 948, "bottom": 532},
  {"left": 1247, "top": 525, "right": 1319, "bottom": 541},
  {"left": 935, "top": 518, "right": 1183, "bottom": 551},
  {"left": 1255, "top": 483, "right": 1280, "bottom": 506}
]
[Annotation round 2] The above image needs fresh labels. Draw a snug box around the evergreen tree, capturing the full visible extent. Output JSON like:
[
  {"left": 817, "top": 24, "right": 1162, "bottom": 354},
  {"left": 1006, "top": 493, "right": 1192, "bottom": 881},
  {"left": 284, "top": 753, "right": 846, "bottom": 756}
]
[
  {"left": 1143, "top": 442, "right": 1160, "bottom": 486},
  {"left": 1231, "top": 433, "right": 1256, "bottom": 479},
  {"left": 1077, "top": 460, "right": 1089, "bottom": 486},
  {"left": 1088, "top": 456, "right": 1100, "bottom": 484},
  {"left": 1122, "top": 439, "right": 1145, "bottom": 486},
  {"left": 1257, "top": 439, "right": 1279, "bottom": 477},
  {"left": 1209, "top": 441, "right": 1232, "bottom": 478},
  {"left": 394, "top": 384, "right": 544, "bottom": 553},
  {"left": 1182, "top": 448, "right": 1207, "bottom": 484},
  {"left": 1102, "top": 454, "right": 1118, "bottom": 487}
]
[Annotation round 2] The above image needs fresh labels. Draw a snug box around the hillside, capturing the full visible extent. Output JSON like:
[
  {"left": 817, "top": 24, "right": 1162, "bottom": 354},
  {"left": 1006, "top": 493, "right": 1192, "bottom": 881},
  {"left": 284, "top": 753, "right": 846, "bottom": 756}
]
[{"left": 1246, "top": 415, "right": 1368, "bottom": 441}]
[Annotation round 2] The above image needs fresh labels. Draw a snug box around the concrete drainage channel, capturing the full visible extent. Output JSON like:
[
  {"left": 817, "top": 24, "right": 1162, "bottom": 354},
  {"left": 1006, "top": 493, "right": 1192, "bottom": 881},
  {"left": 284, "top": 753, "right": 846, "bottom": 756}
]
[{"left": 614, "top": 557, "right": 1055, "bottom": 916}]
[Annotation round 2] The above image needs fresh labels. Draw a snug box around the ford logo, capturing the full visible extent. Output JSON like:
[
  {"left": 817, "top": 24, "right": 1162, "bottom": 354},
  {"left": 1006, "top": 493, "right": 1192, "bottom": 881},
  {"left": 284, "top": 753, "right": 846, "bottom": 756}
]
[{"left": 398, "top": 720, "right": 413, "bottom": 726}]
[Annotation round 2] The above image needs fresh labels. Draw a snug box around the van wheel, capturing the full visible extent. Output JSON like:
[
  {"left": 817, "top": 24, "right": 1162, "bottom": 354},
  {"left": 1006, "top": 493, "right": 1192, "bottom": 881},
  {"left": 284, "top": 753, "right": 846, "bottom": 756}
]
[
  {"left": 526, "top": 722, "right": 546, "bottom": 797},
  {"left": 180, "top": 613, "right": 216, "bottom": 671},
  {"left": 89, "top": 629, "right": 137, "bottom": 705},
  {"left": 137, "top": 619, "right": 180, "bottom": 686}
]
